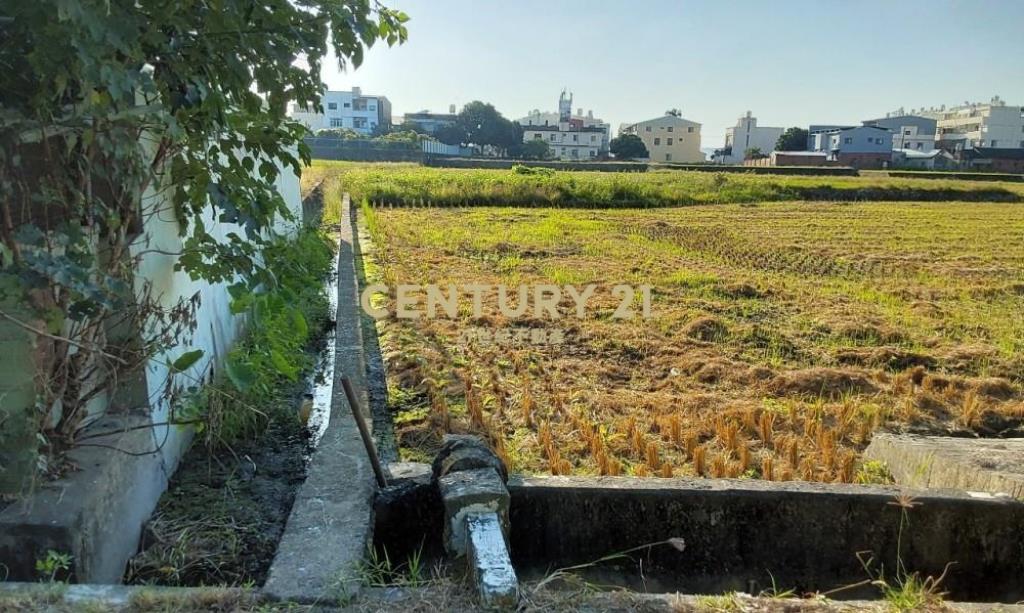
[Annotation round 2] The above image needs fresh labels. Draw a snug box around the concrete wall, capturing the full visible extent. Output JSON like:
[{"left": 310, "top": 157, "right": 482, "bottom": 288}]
[
  {"left": 129, "top": 158, "right": 302, "bottom": 474},
  {"left": 305, "top": 137, "right": 423, "bottom": 162},
  {"left": 0, "top": 297, "right": 41, "bottom": 493},
  {"left": 506, "top": 476, "right": 1024, "bottom": 601},
  {"left": 0, "top": 152, "right": 301, "bottom": 579}
]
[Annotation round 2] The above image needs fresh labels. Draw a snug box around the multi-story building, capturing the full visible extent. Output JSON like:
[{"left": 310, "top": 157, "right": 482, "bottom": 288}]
[
  {"left": 288, "top": 87, "right": 392, "bottom": 135},
  {"left": 518, "top": 91, "right": 610, "bottom": 160},
  {"left": 715, "top": 111, "right": 783, "bottom": 163},
  {"left": 862, "top": 114, "right": 936, "bottom": 152},
  {"left": 920, "top": 96, "right": 1024, "bottom": 150},
  {"left": 402, "top": 106, "right": 458, "bottom": 135},
  {"left": 619, "top": 113, "right": 703, "bottom": 163},
  {"left": 808, "top": 125, "right": 892, "bottom": 168}
]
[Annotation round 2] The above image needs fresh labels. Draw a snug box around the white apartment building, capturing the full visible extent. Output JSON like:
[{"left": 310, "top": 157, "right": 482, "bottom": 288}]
[
  {"left": 716, "top": 112, "right": 783, "bottom": 163},
  {"left": 620, "top": 113, "right": 703, "bottom": 163},
  {"left": 518, "top": 91, "right": 610, "bottom": 160},
  {"left": 289, "top": 87, "right": 392, "bottom": 135},
  {"left": 920, "top": 96, "right": 1024, "bottom": 149}
]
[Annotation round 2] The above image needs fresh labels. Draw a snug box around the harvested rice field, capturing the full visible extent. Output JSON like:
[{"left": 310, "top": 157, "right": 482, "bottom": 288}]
[{"left": 344, "top": 167, "right": 1024, "bottom": 483}]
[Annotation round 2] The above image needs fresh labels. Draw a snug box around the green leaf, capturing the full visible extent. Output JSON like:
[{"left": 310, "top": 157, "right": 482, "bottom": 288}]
[
  {"left": 291, "top": 308, "right": 309, "bottom": 337},
  {"left": 270, "top": 349, "right": 298, "bottom": 381},
  {"left": 224, "top": 357, "right": 257, "bottom": 392},
  {"left": 170, "top": 349, "right": 204, "bottom": 373},
  {"left": 44, "top": 308, "right": 65, "bottom": 334}
]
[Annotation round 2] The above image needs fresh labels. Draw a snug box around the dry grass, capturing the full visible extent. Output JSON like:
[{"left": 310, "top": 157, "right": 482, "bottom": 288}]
[{"left": 353, "top": 170, "right": 1024, "bottom": 483}]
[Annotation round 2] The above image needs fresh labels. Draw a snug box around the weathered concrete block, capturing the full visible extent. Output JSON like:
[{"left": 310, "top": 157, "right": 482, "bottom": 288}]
[
  {"left": 0, "top": 412, "right": 168, "bottom": 583},
  {"left": 864, "top": 433, "right": 1024, "bottom": 499},
  {"left": 437, "top": 467, "right": 509, "bottom": 556},
  {"left": 432, "top": 435, "right": 508, "bottom": 483},
  {"left": 466, "top": 512, "right": 518, "bottom": 609}
]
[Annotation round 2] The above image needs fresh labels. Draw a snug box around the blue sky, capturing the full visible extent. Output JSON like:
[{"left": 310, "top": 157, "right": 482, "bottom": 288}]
[{"left": 322, "top": 0, "right": 1024, "bottom": 147}]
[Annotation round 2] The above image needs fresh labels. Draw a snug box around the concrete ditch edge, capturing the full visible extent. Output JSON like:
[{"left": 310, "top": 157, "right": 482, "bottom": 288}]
[
  {"left": 0, "top": 411, "right": 170, "bottom": 583},
  {"left": 263, "top": 193, "right": 376, "bottom": 604}
]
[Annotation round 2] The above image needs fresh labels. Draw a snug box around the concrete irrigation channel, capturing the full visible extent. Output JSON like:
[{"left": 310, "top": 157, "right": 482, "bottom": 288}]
[{"left": 3, "top": 194, "right": 1024, "bottom": 610}]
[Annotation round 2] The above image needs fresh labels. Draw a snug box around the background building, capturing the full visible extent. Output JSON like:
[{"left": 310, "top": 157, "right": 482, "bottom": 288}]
[
  {"left": 955, "top": 147, "right": 1024, "bottom": 173},
  {"left": 809, "top": 125, "right": 892, "bottom": 168},
  {"left": 920, "top": 96, "right": 1024, "bottom": 150},
  {"left": 892, "top": 148, "right": 956, "bottom": 170},
  {"left": 289, "top": 87, "right": 392, "bottom": 135},
  {"left": 518, "top": 91, "right": 610, "bottom": 160},
  {"left": 862, "top": 114, "right": 936, "bottom": 151},
  {"left": 620, "top": 113, "right": 703, "bottom": 163},
  {"left": 402, "top": 106, "right": 458, "bottom": 135},
  {"left": 716, "top": 111, "right": 783, "bottom": 163}
]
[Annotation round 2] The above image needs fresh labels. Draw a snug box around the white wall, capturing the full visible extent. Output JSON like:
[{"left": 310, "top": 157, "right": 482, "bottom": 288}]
[{"left": 131, "top": 155, "right": 302, "bottom": 474}]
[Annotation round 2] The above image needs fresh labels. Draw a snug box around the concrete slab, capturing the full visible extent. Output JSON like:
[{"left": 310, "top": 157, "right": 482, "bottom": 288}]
[
  {"left": 263, "top": 194, "right": 377, "bottom": 603},
  {"left": 466, "top": 512, "right": 518, "bottom": 609},
  {"left": 864, "top": 433, "right": 1024, "bottom": 499},
  {"left": 0, "top": 411, "right": 169, "bottom": 583}
]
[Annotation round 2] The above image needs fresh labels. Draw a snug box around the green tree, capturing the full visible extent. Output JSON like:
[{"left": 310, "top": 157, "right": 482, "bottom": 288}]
[
  {"left": 776, "top": 127, "right": 810, "bottom": 151},
  {"left": 435, "top": 124, "right": 468, "bottom": 146},
  {"left": 315, "top": 128, "right": 362, "bottom": 139},
  {"left": 519, "top": 139, "right": 551, "bottom": 160},
  {"left": 609, "top": 134, "right": 649, "bottom": 160},
  {"left": 455, "top": 101, "right": 521, "bottom": 154},
  {"left": 0, "top": 0, "right": 407, "bottom": 458},
  {"left": 744, "top": 147, "right": 767, "bottom": 160}
]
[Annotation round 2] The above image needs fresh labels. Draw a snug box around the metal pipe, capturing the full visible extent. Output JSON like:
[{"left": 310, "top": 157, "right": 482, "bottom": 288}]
[{"left": 341, "top": 376, "right": 388, "bottom": 488}]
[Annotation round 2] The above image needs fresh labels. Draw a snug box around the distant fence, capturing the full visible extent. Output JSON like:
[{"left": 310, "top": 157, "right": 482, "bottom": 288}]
[
  {"left": 305, "top": 137, "right": 479, "bottom": 161},
  {"left": 657, "top": 163, "right": 860, "bottom": 177},
  {"left": 421, "top": 141, "right": 474, "bottom": 157},
  {"left": 305, "top": 137, "right": 423, "bottom": 162},
  {"left": 423, "top": 158, "right": 649, "bottom": 172},
  {"left": 886, "top": 170, "right": 1024, "bottom": 183}
]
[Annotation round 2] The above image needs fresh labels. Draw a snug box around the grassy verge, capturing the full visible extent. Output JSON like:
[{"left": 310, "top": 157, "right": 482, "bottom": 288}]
[{"left": 315, "top": 161, "right": 1023, "bottom": 207}]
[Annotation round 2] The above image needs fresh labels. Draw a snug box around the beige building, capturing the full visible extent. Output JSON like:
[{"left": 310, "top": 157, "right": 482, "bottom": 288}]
[{"left": 619, "top": 113, "right": 703, "bottom": 162}]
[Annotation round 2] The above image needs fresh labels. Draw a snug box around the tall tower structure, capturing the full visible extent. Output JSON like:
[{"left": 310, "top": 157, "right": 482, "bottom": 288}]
[{"left": 558, "top": 89, "right": 572, "bottom": 123}]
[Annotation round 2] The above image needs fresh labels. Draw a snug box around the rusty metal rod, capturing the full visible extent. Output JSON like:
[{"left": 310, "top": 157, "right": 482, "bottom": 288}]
[{"left": 341, "top": 376, "right": 388, "bottom": 489}]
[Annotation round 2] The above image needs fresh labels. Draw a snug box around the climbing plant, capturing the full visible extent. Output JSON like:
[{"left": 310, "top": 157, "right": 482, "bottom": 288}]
[{"left": 0, "top": 0, "right": 407, "bottom": 468}]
